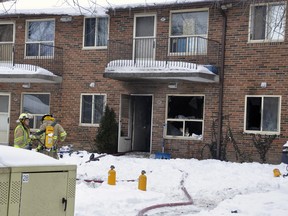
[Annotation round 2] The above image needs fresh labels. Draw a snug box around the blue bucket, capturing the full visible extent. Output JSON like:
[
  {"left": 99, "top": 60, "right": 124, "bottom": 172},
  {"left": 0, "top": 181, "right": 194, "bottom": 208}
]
[{"left": 155, "top": 152, "right": 171, "bottom": 159}]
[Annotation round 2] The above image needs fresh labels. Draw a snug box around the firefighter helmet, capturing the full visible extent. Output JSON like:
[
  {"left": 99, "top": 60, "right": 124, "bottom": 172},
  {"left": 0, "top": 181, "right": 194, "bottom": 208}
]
[
  {"left": 41, "top": 114, "right": 53, "bottom": 121},
  {"left": 19, "top": 113, "right": 30, "bottom": 120}
]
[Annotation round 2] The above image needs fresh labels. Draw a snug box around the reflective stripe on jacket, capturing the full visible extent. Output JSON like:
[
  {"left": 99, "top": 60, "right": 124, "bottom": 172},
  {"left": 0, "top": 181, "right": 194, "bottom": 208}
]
[{"left": 14, "top": 124, "right": 31, "bottom": 148}]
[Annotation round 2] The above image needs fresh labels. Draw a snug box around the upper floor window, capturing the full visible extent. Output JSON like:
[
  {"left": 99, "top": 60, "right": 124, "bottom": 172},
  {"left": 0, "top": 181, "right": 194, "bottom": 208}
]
[
  {"left": 22, "top": 93, "right": 50, "bottom": 130},
  {"left": 169, "top": 10, "right": 208, "bottom": 55},
  {"left": 84, "top": 17, "right": 108, "bottom": 48},
  {"left": 165, "top": 95, "right": 204, "bottom": 139},
  {"left": 80, "top": 94, "right": 106, "bottom": 126},
  {"left": 245, "top": 96, "right": 281, "bottom": 134},
  {"left": 25, "top": 19, "right": 55, "bottom": 57},
  {"left": 249, "top": 2, "right": 286, "bottom": 42},
  {"left": 0, "top": 23, "right": 14, "bottom": 43},
  {"left": 0, "top": 23, "right": 14, "bottom": 62}
]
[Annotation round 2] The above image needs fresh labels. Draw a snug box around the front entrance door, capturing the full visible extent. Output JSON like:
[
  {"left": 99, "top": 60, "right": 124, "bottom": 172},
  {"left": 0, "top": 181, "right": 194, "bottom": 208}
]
[
  {"left": 0, "top": 93, "right": 10, "bottom": 145},
  {"left": 118, "top": 95, "right": 152, "bottom": 153},
  {"left": 133, "top": 14, "right": 156, "bottom": 60}
]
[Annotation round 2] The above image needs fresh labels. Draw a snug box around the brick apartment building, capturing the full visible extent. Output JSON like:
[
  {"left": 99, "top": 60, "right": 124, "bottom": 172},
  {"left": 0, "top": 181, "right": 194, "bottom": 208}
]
[{"left": 0, "top": 0, "right": 287, "bottom": 164}]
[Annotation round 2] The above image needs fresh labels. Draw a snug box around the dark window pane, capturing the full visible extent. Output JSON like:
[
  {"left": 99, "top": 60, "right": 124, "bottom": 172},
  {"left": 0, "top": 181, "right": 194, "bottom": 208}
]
[
  {"left": 26, "top": 43, "right": 39, "bottom": 56},
  {"left": 85, "top": 18, "right": 96, "bottom": 46},
  {"left": 0, "top": 24, "right": 13, "bottom": 42},
  {"left": 185, "top": 121, "right": 202, "bottom": 137},
  {"left": 40, "top": 43, "right": 53, "bottom": 56},
  {"left": 81, "top": 95, "right": 92, "bottom": 123},
  {"left": 136, "top": 16, "right": 154, "bottom": 37},
  {"left": 168, "top": 96, "right": 204, "bottom": 119},
  {"left": 251, "top": 6, "right": 266, "bottom": 40},
  {"left": 167, "top": 121, "right": 184, "bottom": 136},
  {"left": 246, "top": 97, "right": 261, "bottom": 130}
]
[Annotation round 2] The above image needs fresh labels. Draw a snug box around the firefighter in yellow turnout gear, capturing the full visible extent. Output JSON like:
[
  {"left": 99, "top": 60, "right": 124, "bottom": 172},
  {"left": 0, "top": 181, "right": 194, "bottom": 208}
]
[
  {"left": 36, "top": 114, "right": 67, "bottom": 159},
  {"left": 14, "top": 113, "right": 34, "bottom": 149}
]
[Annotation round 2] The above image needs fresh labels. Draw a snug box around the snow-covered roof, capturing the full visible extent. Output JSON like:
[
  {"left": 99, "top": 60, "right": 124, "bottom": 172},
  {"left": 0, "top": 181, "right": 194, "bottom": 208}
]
[
  {"left": 0, "top": 0, "right": 221, "bottom": 16},
  {"left": 0, "top": 64, "right": 62, "bottom": 83}
]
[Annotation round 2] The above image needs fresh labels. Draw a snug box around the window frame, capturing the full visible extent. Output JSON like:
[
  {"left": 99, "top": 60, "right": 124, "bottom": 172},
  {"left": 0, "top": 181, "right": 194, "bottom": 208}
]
[
  {"left": 25, "top": 18, "right": 55, "bottom": 58},
  {"left": 21, "top": 93, "right": 51, "bottom": 131},
  {"left": 244, "top": 95, "right": 281, "bottom": 135},
  {"left": 79, "top": 93, "right": 107, "bottom": 127},
  {"left": 248, "top": 2, "right": 286, "bottom": 43},
  {"left": 83, "top": 16, "right": 109, "bottom": 49},
  {"left": 165, "top": 94, "right": 205, "bottom": 140},
  {"left": 169, "top": 8, "right": 209, "bottom": 55}
]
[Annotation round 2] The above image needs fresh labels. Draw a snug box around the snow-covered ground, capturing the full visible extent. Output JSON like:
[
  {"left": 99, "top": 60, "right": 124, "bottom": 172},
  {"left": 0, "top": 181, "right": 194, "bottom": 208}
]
[{"left": 59, "top": 150, "right": 288, "bottom": 216}]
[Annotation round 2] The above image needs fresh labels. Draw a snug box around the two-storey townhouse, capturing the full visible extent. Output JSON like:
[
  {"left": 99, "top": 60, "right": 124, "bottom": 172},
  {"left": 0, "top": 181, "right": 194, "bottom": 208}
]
[
  {"left": 104, "top": 0, "right": 223, "bottom": 158},
  {"left": 0, "top": 0, "right": 287, "bottom": 164}
]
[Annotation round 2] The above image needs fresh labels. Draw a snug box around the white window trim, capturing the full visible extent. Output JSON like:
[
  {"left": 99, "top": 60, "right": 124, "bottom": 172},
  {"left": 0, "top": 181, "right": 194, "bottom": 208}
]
[
  {"left": 0, "top": 21, "right": 15, "bottom": 44},
  {"left": 82, "top": 16, "right": 109, "bottom": 50},
  {"left": 25, "top": 18, "right": 55, "bottom": 59},
  {"left": 164, "top": 94, "right": 205, "bottom": 140},
  {"left": 79, "top": 93, "right": 107, "bottom": 127},
  {"left": 244, "top": 95, "right": 281, "bottom": 135},
  {"left": 248, "top": 2, "right": 286, "bottom": 43},
  {"left": 168, "top": 8, "right": 209, "bottom": 56}
]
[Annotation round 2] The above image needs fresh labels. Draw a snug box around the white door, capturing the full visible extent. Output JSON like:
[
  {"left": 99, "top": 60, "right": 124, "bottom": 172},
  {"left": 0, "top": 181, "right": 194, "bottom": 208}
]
[
  {"left": 0, "top": 93, "right": 10, "bottom": 145},
  {"left": 133, "top": 14, "right": 156, "bottom": 60},
  {"left": 118, "top": 94, "right": 132, "bottom": 152}
]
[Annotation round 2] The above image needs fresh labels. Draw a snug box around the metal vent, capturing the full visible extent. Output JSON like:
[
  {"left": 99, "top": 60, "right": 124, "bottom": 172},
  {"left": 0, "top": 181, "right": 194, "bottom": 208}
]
[
  {"left": 67, "top": 177, "right": 76, "bottom": 198},
  {"left": 10, "top": 181, "right": 21, "bottom": 204},
  {"left": 0, "top": 181, "right": 9, "bottom": 205}
]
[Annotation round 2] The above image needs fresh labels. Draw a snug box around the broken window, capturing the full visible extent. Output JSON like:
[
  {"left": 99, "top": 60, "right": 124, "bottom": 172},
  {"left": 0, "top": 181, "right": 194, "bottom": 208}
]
[
  {"left": 165, "top": 95, "right": 204, "bottom": 139},
  {"left": 245, "top": 96, "right": 280, "bottom": 134},
  {"left": 249, "top": 2, "right": 286, "bottom": 42}
]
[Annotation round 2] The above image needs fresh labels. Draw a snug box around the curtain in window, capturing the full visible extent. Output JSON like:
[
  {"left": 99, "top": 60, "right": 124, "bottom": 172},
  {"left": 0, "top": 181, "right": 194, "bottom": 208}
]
[
  {"left": 93, "top": 95, "right": 104, "bottom": 123},
  {"left": 263, "top": 97, "right": 279, "bottom": 131},
  {"left": 251, "top": 6, "right": 266, "bottom": 40},
  {"left": 97, "top": 18, "right": 108, "bottom": 46}
]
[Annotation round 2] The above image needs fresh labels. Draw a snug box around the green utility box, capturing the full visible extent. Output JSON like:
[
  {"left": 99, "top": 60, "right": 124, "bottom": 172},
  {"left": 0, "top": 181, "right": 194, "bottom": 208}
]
[{"left": 0, "top": 146, "right": 77, "bottom": 216}]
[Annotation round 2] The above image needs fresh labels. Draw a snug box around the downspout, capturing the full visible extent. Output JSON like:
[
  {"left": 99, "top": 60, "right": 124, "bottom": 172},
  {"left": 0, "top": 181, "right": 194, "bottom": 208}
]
[{"left": 217, "top": 5, "right": 228, "bottom": 160}]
